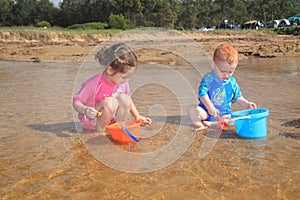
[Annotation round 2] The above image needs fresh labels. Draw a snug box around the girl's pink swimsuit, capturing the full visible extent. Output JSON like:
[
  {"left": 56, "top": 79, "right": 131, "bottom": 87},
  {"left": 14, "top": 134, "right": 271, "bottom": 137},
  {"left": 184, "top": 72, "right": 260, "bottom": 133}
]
[{"left": 73, "top": 73, "right": 130, "bottom": 130}]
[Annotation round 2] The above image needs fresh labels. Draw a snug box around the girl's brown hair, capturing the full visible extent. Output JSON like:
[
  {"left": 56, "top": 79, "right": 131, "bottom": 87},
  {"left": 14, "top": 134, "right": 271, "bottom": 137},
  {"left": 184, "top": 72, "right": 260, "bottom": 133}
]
[{"left": 95, "top": 43, "right": 137, "bottom": 74}]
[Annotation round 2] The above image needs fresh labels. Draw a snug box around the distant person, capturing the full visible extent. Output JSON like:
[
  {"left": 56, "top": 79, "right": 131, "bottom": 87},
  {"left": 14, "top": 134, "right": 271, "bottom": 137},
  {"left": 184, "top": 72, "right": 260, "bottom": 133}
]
[
  {"left": 73, "top": 43, "right": 151, "bottom": 131},
  {"left": 187, "top": 43, "right": 256, "bottom": 130}
]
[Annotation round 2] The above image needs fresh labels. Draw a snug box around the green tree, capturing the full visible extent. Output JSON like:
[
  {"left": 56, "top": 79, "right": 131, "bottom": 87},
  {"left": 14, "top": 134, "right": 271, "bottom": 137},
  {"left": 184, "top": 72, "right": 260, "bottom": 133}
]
[
  {"left": 11, "top": 0, "right": 38, "bottom": 26},
  {"left": 34, "top": 0, "right": 59, "bottom": 26},
  {"left": 1, "top": 0, "right": 58, "bottom": 27},
  {"left": 89, "top": 0, "right": 111, "bottom": 23},
  {"left": 109, "top": 13, "right": 130, "bottom": 29},
  {"left": 0, "top": 0, "right": 14, "bottom": 26},
  {"left": 140, "top": 0, "right": 156, "bottom": 26},
  {"left": 109, "top": 0, "right": 143, "bottom": 26},
  {"left": 58, "top": 0, "right": 85, "bottom": 27},
  {"left": 141, "top": 0, "right": 178, "bottom": 28},
  {"left": 178, "top": 0, "right": 201, "bottom": 29},
  {"left": 1, "top": 0, "right": 300, "bottom": 29}
]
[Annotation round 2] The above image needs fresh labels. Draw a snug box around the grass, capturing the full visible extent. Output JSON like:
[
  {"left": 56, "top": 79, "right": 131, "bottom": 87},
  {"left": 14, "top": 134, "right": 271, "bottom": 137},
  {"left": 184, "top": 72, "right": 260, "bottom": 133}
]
[
  {"left": 0, "top": 26, "right": 123, "bottom": 35},
  {"left": 2, "top": 25, "right": 297, "bottom": 36},
  {"left": 184, "top": 28, "right": 277, "bottom": 35}
]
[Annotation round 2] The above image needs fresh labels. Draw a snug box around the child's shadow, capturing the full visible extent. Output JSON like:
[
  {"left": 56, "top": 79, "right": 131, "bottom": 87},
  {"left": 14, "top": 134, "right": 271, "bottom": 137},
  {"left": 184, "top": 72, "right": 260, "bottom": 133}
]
[
  {"left": 27, "top": 122, "right": 78, "bottom": 138},
  {"left": 27, "top": 122, "right": 117, "bottom": 146},
  {"left": 219, "top": 130, "right": 240, "bottom": 139}
]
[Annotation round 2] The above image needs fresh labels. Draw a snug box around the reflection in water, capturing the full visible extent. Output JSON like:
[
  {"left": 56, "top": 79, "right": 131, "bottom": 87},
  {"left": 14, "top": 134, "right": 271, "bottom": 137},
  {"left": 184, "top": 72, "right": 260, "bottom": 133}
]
[{"left": 0, "top": 57, "right": 299, "bottom": 199}]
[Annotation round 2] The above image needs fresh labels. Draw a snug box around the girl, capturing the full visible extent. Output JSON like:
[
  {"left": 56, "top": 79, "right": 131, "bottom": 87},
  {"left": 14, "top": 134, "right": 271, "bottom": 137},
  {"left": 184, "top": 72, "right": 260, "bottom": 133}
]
[{"left": 73, "top": 43, "right": 152, "bottom": 131}]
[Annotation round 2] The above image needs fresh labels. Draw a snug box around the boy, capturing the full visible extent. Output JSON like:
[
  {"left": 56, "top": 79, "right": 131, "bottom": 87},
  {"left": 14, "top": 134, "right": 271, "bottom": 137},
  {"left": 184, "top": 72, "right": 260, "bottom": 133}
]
[{"left": 187, "top": 43, "right": 256, "bottom": 130}]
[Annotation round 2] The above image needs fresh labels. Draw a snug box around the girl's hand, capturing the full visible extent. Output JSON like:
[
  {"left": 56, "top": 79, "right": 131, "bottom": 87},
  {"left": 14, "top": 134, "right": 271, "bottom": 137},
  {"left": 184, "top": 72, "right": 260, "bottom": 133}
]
[
  {"left": 136, "top": 115, "right": 152, "bottom": 126},
  {"left": 84, "top": 106, "right": 98, "bottom": 119},
  {"left": 246, "top": 102, "right": 257, "bottom": 109}
]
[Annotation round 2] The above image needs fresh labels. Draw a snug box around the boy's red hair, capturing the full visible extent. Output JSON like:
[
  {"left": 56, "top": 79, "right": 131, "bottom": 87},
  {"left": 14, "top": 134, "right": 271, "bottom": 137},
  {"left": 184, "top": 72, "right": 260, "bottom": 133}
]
[{"left": 213, "top": 43, "right": 238, "bottom": 65}]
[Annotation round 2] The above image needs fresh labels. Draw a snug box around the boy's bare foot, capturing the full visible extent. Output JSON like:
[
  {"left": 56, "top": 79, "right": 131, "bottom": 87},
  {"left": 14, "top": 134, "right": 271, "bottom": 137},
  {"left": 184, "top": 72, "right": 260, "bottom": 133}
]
[
  {"left": 193, "top": 121, "right": 208, "bottom": 131},
  {"left": 195, "top": 125, "right": 208, "bottom": 131},
  {"left": 196, "top": 127, "right": 208, "bottom": 134}
]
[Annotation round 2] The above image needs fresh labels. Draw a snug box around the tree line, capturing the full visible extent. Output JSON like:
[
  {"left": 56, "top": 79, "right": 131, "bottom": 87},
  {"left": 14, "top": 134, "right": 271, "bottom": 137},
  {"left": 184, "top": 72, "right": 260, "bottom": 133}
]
[{"left": 1, "top": 0, "right": 300, "bottom": 29}]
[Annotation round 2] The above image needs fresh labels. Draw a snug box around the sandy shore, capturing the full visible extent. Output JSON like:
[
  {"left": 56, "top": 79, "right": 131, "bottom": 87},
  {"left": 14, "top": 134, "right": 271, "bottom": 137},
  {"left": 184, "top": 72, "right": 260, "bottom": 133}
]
[
  {"left": 1, "top": 30, "right": 299, "bottom": 199},
  {"left": 0, "top": 31, "right": 299, "bottom": 63}
]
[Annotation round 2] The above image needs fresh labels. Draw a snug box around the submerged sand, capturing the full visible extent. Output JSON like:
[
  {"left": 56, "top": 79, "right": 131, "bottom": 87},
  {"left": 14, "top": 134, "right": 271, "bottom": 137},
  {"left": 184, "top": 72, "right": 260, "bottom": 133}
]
[{"left": 0, "top": 30, "right": 299, "bottom": 199}]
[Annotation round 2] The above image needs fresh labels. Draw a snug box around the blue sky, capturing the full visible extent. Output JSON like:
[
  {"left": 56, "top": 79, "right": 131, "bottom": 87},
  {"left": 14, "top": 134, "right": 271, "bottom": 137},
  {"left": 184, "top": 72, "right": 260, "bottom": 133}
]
[{"left": 50, "top": 0, "right": 61, "bottom": 7}]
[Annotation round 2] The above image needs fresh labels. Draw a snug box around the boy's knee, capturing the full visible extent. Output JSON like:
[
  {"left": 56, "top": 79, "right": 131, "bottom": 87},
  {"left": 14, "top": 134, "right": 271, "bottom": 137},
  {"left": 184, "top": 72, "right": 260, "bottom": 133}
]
[{"left": 186, "top": 104, "right": 196, "bottom": 114}]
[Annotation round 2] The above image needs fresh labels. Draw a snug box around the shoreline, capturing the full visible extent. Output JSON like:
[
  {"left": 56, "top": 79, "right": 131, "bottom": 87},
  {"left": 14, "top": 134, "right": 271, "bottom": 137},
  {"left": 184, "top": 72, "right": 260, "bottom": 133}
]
[{"left": 0, "top": 31, "right": 299, "bottom": 63}]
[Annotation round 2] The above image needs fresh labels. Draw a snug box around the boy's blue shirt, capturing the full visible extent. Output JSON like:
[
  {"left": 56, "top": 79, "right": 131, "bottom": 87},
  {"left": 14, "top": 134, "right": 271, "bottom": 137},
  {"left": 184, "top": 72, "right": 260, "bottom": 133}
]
[{"left": 198, "top": 70, "right": 242, "bottom": 121}]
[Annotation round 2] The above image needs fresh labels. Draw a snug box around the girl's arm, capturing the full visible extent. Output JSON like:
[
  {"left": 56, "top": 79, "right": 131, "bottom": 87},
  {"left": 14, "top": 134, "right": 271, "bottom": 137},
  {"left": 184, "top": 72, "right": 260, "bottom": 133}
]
[
  {"left": 129, "top": 98, "right": 152, "bottom": 125},
  {"left": 236, "top": 96, "right": 257, "bottom": 109},
  {"left": 73, "top": 75, "right": 99, "bottom": 119},
  {"left": 73, "top": 101, "right": 87, "bottom": 115},
  {"left": 73, "top": 101, "right": 98, "bottom": 119}
]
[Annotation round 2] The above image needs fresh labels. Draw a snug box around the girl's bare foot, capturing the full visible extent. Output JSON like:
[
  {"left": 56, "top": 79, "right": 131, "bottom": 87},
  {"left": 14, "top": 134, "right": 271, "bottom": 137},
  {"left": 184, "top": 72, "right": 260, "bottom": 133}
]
[{"left": 96, "top": 126, "right": 107, "bottom": 136}]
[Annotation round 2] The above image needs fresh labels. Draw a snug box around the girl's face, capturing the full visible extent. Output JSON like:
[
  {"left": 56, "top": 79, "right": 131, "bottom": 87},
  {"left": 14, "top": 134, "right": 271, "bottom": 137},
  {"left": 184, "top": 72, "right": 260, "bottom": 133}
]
[
  {"left": 106, "top": 66, "right": 136, "bottom": 84},
  {"left": 213, "top": 59, "right": 237, "bottom": 80}
]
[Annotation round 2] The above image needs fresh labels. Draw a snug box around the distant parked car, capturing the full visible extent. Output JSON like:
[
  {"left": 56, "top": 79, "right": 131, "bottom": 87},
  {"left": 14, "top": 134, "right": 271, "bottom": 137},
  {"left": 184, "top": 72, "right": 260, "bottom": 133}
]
[
  {"left": 207, "top": 26, "right": 216, "bottom": 31},
  {"left": 218, "top": 20, "right": 239, "bottom": 30},
  {"left": 278, "top": 19, "right": 290, "bottom": 27},
  {"left": 288, "top": 13, "right": 300, "bottom": 22},
  {"left": 198, "top": 27, "right": 208, "bottom": 31},
  {"left": 266, "top": 20, "right": 281, "bottom": 28},
  {"left": 198, "top": 26, "right": 216, "bottom": 31},
  {"left": 266, "top": 19, "right": 291, "bottom": 28},
  {"left": 241, "top": 20, "right": 264, "bottom": 29},
  {"left": 288, "top": 13, "right": 300, "bottom": 26}
]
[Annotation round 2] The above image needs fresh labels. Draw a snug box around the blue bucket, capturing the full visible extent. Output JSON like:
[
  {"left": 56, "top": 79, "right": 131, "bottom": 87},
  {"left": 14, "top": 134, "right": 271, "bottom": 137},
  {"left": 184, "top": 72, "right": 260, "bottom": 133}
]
[{"left": 231, "top": 108, "right": 269, "bottom": 139}]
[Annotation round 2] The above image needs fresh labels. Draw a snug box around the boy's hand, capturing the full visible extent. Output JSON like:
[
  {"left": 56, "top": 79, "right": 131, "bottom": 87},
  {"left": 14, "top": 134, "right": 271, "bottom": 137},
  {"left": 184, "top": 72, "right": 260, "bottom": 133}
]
[
  {"left": 208, "top": 107, "right": 219, "bottom": 118},
  {"left": 246, "top": 102, "right": 257, "bottom": 109},
  {"left": 236, "top": 97, "right": 257, "bottom": 109}
]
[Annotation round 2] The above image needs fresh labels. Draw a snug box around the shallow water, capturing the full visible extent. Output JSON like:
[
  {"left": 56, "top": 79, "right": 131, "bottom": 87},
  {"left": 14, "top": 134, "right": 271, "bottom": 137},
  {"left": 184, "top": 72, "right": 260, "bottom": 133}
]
[{"left": 0, "top": 57, "right": 299, "bottom": 199}]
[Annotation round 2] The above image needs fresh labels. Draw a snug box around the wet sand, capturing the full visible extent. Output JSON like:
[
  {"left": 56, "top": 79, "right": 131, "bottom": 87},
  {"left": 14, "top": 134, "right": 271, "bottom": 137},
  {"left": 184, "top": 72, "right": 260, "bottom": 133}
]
[{"left": 0, "top": 31, "right": 299, "bottom": 199}]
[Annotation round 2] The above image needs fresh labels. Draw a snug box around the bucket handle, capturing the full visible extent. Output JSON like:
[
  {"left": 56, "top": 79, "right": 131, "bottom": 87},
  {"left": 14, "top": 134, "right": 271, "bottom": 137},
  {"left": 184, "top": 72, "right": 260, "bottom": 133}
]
[
  {"left": 121, "top": 125, "right": 139, "bottom": 143},
  {"left": 229, "top": 115, "right": 251, "bottom": 125}
]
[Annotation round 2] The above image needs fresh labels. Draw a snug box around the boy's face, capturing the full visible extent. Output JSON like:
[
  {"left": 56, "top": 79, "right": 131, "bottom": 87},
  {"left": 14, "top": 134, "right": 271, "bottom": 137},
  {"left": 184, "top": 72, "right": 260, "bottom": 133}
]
[{"left": 213, "top": 59, "right": 237, "bottom": 80}]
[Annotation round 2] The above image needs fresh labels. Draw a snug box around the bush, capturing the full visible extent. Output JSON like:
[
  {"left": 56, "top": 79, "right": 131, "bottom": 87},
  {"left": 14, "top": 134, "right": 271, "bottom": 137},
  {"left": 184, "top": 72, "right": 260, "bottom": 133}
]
[
  {"left": 67, "top": 22, "right": 108, "bottom": 30},
  {"left": 274, "top": 26, "right": 300, "bottom": 35},
  {"left": 109, "top": 14, "right": 130, "bottom": 30},
  {"left": 37, "top": 21, "right": 51, "bottom": 28},
  {"left": 143, "top": 20, "right": 155, "bottom": 27}
]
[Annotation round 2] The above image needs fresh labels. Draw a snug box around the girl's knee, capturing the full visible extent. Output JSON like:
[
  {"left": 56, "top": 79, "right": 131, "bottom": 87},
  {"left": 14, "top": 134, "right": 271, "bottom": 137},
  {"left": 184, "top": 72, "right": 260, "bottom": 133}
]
[
  {"left": 96, "top": 97, "right": 115, "bottom": 113},
  {"left": 117, "top": 94, "right": 131, "bottom": 108}
]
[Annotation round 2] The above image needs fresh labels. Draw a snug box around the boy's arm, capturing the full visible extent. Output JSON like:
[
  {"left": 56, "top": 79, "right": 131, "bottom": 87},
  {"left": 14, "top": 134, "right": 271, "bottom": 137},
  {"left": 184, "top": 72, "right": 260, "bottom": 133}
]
[
  {"left": 200, "top": 95, "right": 219, "bottom": 118},
  {"left": 236, "top": 96, "right": 257, "bottom": 109}
]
